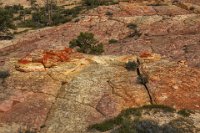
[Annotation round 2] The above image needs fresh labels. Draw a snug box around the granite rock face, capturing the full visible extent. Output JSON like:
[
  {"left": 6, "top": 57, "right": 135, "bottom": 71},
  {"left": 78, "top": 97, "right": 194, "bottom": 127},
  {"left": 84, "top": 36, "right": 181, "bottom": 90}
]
[{"left": 0, "top": 0, "right": 200, "bottom": 132}]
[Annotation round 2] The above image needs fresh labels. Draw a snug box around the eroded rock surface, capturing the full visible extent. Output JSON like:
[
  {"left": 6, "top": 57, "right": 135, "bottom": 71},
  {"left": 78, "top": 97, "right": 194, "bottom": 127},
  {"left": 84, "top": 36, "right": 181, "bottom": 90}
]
[
  {"left": 0, "top": 51, "right": 200, "bottom": 132},
  {"left": 0, "top": 0, "right": 200, "bottom": 132}
]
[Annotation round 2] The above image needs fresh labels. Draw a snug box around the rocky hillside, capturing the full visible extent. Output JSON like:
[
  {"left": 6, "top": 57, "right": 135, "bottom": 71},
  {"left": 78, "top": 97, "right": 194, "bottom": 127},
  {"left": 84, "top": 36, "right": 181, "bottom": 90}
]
[{"left": 0, "top": 0, "right": 200, "bottom": 132}]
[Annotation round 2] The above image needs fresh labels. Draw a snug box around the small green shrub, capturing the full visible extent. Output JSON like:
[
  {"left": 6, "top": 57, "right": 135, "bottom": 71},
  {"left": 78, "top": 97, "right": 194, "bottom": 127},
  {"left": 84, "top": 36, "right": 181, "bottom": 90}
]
[
  {"left": 105, "top": 11, "right": 113, "bottom": 16},
  {"left": 142, "top": 104, "right": 176, "bottom": 112},
  {"left": 189, "top": 6, "right": 195, "bottom": 11},
  {"left": 163, "top": 118, "right": 195, "bottom": 133},
  {"left": 88, "top": 118, "right": 117, "bottom": 132},
  {"left": 127, "top": 23, "right": 142, "bottom": 39},
  {"left": 88, "top": 105, "right": 178, "bottom": 132},
  {"left": 125, "top": 61, "right": 138, "bottom": 71},
  {"left": 83, "top": 0, "right": 118, "bottom": 7},
  {"left": 178, "top": 109, "right": 193, "bottom": 117},
  {"left": 4, "top": 4, "right": 24, "bottom": 14},
  {"left": 137, "top": 75, "right": 149, "bottom": 84},
  {"left": 23, "top": 8, "right": 32, "bottom": 14},
  {"left": 109, "top": 39, "right": 118, "bottom": 44},
  {"left": 120, "top": 108, "right": 142, "bottom": 117},
  {"left": 18, "top": 127, "right": 37, "bottom": 133},
  {"left": 128, "top": 30, "right": 142, "bottom": 38},
  {"left": 51, "top": 12, "right": 68, "bottom": 25},
  {"left": 88, "top": 108, "right": 141, "bottom": 132},
  {"left": 69, "top": 32, "right": 104, "bottom": 55},
  {"left": 147, "top": 3, "right": 163, "bottom": 6},
  {"left": 132, "top": 119, "right": 161, "bottom": 133},
  {"left": 127, "top": 23, "right": 137, "bottom": 30},
  {"left": 63, "top": 6, "right": 84, "bottom": 22},
  {"left": 0, "top": 8, "right": 15, "bottom": 31},
  {"left": 0, "top": 70, "right": 10, "bottom": 79}
]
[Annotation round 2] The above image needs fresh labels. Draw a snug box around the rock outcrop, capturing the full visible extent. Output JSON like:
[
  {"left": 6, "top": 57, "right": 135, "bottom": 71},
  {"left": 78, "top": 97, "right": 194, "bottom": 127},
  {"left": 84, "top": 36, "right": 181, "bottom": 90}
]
[
  {"left": 0, "top": 50, "right": 199, "bottom": 132},
  {"left": 0, "top": 0, "right": 200, "bottom": 132}
]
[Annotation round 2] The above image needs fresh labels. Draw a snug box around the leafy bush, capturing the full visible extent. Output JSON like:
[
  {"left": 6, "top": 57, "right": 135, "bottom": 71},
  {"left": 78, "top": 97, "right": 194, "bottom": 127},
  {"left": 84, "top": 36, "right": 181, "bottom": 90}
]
[{"left": 69, "top": 32, "right": 104, "bottom": 55}]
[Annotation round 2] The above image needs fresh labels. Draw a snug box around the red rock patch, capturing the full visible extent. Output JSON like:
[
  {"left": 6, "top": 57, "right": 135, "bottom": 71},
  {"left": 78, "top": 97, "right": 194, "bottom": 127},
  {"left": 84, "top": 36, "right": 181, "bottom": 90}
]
[{"left": 18, "top": 48, "right": 75, "bottom": 68}]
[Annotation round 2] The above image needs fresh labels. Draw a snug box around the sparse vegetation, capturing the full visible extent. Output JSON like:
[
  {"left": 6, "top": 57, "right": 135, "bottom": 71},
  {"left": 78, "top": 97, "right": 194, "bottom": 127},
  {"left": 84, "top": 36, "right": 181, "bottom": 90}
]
[
  {"left": 0, "top": 2, "right": 85, "bottom": 31},
  {"left": 88, "top": 105, "right": 193, "bottom": 132},
  {"left": 69, "top": 32, "right": 104, "bottom": 55},
  {"left": 83, "top": 0, "right": 118, "bottom": 7},
  {"left": 4, "top": 4, "right": 24, "bottom": 13},
  {"left": 178, "top": 109, "right": 194, "bottom": 117},
  {"left": 0, "top": 7, "right": 15, "bottom": 32},
  {"left": 88, "top": 118, "right": 119, "bottom": 132},
  {"left": 0, "top": 0, "right": 119, "bottom": 38},
  {"left": 125, "top": 61, "right": 138, "bottom": 71},
  {"left": 163, "top": 118, "right": 196, "bottom": 133},
  {"left": 127, "top": 23, "right": 137, "bottom": 30},
  {"left": 18, "top": 127, "right": 37, "bottom": 133},
  {"left": 120, "top": 107, "right": 142, "bottom": 117},
  {"left": 20, "top": 4, "right": 69, "bottom": 28},
  {"left": 137, "top": 74, "right": 149, "bottom": 84},
  {"left": 62, "top": 6, "right": 85, "bottom": 22},
  {"left": 105, "top": 11, "right": 113, "bottom": 16},
  {"left": 127, "top": 23, "right": 142, "bottom": 39},
  {"left": 109, "top": 39, "right": 118, "bottom": 44},
  {"left": 0, "top": 70, "right": 10, "bottom": 79},
  {"left": 142, "top": 104, "right": 176, "bottom": 112}
]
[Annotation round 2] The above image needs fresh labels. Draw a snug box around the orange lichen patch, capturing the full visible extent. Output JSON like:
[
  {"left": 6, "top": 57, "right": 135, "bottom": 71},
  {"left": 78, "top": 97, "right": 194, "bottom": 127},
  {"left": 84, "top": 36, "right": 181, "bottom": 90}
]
[
  {"left": 18, "top": 48, "right": 74, "bottom": 67},
  {"left": 43, "top": 48, "right": 73, "bottom": 62},
  {"left": 18, "top": 59, "right": 31, "bottom": 64},
  {"left": 140, "top": 51, "right": 152, "bottom": 58},
  {"left": 18, "top": 53, "right": 32, "bottom": 64},
  {"left": 42, "top": 48, "right": 73, "bottom": 67}
]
